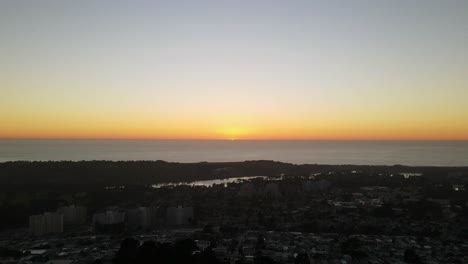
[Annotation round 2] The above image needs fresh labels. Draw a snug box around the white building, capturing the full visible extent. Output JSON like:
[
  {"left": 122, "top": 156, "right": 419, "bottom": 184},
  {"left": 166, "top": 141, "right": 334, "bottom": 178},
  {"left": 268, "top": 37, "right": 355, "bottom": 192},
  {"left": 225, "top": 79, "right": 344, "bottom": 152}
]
[
  {"left": 126, "top": 206, "right": 159, "bottom": 230},
  {"left": 166, "top": 206, "right": 194, "bottom": 226},
  {"left": 58, "top": 205, "right": 87, "bottom": 225},
  {"left": 93, "top": 210, "right": 125, "bottom": 226},
  {"left": 29, "top": 212, "right": 64, "bottom": 236}
]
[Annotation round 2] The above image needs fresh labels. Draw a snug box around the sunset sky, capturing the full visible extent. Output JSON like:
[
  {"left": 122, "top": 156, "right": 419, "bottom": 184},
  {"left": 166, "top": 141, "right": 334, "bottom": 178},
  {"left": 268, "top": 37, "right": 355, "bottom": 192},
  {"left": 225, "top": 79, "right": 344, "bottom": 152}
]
[{"left": 1, "top": 1, "right": 467, "bottom": 140}]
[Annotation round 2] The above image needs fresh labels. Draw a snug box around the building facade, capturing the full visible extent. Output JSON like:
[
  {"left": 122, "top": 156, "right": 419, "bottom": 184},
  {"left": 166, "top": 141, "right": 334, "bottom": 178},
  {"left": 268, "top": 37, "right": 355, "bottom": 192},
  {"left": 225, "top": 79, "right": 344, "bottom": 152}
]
[{"left": 29, "top": 212, "right": 64, "bottom": 236}]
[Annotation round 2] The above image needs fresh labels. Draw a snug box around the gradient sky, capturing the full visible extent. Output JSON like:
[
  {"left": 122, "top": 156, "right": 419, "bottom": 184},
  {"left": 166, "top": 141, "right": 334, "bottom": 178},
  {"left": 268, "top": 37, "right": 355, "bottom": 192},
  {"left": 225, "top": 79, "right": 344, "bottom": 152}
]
[{"left": 1, "top": 0, "right": 468, "bottom": 140}]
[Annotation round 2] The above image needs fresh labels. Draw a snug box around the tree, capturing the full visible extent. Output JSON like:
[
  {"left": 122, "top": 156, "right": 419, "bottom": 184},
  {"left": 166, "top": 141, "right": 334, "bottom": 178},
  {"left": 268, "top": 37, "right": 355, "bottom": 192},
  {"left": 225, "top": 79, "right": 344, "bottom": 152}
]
[
  {"left": 114, "top": 238, "right": 139, "bottom": 264},
  {"left": 404, "top": 249, "right": 423, "bottom": 264},
  {"left": 295, "top": 253, "right": 310, "bottom": 264}
]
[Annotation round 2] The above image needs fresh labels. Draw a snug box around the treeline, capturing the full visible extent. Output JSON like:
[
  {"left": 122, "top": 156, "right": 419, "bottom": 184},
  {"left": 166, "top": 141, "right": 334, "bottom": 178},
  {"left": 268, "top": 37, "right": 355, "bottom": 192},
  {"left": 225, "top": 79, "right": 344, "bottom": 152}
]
[
  {"left": 111, "top": 236, "right": 311, "bottom": 264},
  {"left": 113, "top": 238, "right": 220, "bottom": 264},
  {"left": 0, "top": 160, "right": 289, "bottom": 186},
  {"left": 1, "top": 160, "right": 467, "bottom": 187}
]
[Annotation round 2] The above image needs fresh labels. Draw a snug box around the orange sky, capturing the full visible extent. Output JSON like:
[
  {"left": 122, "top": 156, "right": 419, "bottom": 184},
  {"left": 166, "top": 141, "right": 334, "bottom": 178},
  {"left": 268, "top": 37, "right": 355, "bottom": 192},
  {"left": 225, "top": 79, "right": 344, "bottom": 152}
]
[
  {"left": 1, "top": 1, "right": 468, "bottom": 140},
  {"left": 2, "top": 111, "right": 467, "bottom": 140}
]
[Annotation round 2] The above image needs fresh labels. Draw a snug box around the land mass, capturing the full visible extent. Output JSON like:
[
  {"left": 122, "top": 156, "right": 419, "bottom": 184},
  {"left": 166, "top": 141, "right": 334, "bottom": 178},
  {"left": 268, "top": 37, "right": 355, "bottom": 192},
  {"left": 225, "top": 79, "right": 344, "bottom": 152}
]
[
  {"left": 0, "top": 161, "right": 467, "bottom": 263},
  {"left": 1, "top": 160, "right": 467, "bottom": 186}
]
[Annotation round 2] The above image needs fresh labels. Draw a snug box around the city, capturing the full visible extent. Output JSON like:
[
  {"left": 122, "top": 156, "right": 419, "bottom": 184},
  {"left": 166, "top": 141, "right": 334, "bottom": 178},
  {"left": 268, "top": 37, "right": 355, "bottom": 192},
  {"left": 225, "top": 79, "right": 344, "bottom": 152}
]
[{"left": 0, "top": 161, "right": 467, "bottom": 263}]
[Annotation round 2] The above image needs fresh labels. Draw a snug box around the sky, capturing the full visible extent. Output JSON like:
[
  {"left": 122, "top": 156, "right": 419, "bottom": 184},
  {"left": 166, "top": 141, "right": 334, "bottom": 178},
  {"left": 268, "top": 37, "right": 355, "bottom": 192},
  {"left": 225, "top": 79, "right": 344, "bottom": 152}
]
[{"left": 1, "top": 0, "right": 467, "bottom": 140}]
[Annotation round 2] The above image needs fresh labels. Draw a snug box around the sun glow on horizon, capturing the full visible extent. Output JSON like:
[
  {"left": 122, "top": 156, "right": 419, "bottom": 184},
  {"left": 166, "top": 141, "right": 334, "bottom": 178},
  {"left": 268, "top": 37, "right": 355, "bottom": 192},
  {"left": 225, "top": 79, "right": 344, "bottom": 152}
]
[
  {"left": 216, "top": 127, "right": 253, "bottom": 141},
  {"left": 1, "top": 1, "right": 468, "bottom": 141}
]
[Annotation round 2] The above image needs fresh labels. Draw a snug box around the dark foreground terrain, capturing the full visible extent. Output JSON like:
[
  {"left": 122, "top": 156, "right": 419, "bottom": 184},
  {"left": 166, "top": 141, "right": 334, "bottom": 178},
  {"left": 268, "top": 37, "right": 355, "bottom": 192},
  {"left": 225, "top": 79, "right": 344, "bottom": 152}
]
[{"left": 0, "top": 161, "right": 467, "bottom": 263}]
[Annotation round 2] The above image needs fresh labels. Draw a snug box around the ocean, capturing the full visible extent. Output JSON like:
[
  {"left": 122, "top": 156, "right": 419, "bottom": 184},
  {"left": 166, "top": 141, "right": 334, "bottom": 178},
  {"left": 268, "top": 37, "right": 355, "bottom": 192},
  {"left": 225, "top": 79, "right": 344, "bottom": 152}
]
[{"left": 0, "top": 140, "right": 467, "bottom": 166}]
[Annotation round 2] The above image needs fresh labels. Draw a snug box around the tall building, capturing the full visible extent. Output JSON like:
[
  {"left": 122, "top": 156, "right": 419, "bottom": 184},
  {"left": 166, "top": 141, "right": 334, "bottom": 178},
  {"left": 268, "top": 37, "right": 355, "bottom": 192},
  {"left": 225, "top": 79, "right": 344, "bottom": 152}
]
[
  {"left": 93, "top": 210, "right": 125, "bottom": 226},
  {"left": 126, "top": 206, "right": 159, "bottom": 230},
  {"left": 58, "top": 205, "right": 87, "bottom": 225},
  {"left": 166, "top": 206, "right": 194, "bottom": 226},
  {"left": 29, "top": 212, "right": 64, "bottom": 236}
]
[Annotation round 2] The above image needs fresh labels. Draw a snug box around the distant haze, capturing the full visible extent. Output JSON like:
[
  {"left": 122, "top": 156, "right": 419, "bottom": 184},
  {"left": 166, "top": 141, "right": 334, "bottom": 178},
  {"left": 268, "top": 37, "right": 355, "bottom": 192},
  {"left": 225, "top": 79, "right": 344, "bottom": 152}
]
[
  {"left": 1, "top": 140, "right": 468, "bottom": 166},
  {"left": 1, "top": 1, "right": 468, "bottom": 140}
]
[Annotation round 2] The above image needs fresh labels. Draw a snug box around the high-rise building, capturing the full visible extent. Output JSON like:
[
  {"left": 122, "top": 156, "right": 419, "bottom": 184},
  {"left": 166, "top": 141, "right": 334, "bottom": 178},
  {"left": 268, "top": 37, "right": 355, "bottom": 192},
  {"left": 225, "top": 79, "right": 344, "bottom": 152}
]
[
  {"left": 29, "top": 212, "right": 64, "bottom": 236},
  {"left": 166, "top": 206, "right": 194, "bottom": 226},
  {"left": 92, "top": 210, "right": 125, "bottom": 226},
  {"left": 126, "top": 206, "right": 159, "bottom": 230},
  {"left": 58, "top": 205, "right": 87, "bottom": 225}
]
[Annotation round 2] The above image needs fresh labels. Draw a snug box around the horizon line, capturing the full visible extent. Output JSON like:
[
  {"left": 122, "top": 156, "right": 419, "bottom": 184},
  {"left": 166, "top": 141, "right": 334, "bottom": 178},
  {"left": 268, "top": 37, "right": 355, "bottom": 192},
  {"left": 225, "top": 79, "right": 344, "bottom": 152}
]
[{"left": 1, "top": 137, "right": 468, "bottom": 141}]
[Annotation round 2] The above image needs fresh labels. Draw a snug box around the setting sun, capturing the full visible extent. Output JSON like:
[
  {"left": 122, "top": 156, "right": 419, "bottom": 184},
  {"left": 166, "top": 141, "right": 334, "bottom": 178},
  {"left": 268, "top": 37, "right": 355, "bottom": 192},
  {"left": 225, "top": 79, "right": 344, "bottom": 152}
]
[
  {"left": 0, "top": 1, "right": 467, "bottom": 141},
  {"left": 218, "top": 127, "right": 252, "bottom": 141}
]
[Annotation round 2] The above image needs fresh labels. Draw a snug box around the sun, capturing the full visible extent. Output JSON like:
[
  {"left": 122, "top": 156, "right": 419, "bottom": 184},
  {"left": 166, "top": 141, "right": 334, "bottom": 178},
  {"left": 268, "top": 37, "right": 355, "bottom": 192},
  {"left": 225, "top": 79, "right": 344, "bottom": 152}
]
[{"left": 218, "top": 127, "right": 251, "bottom": 140}]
